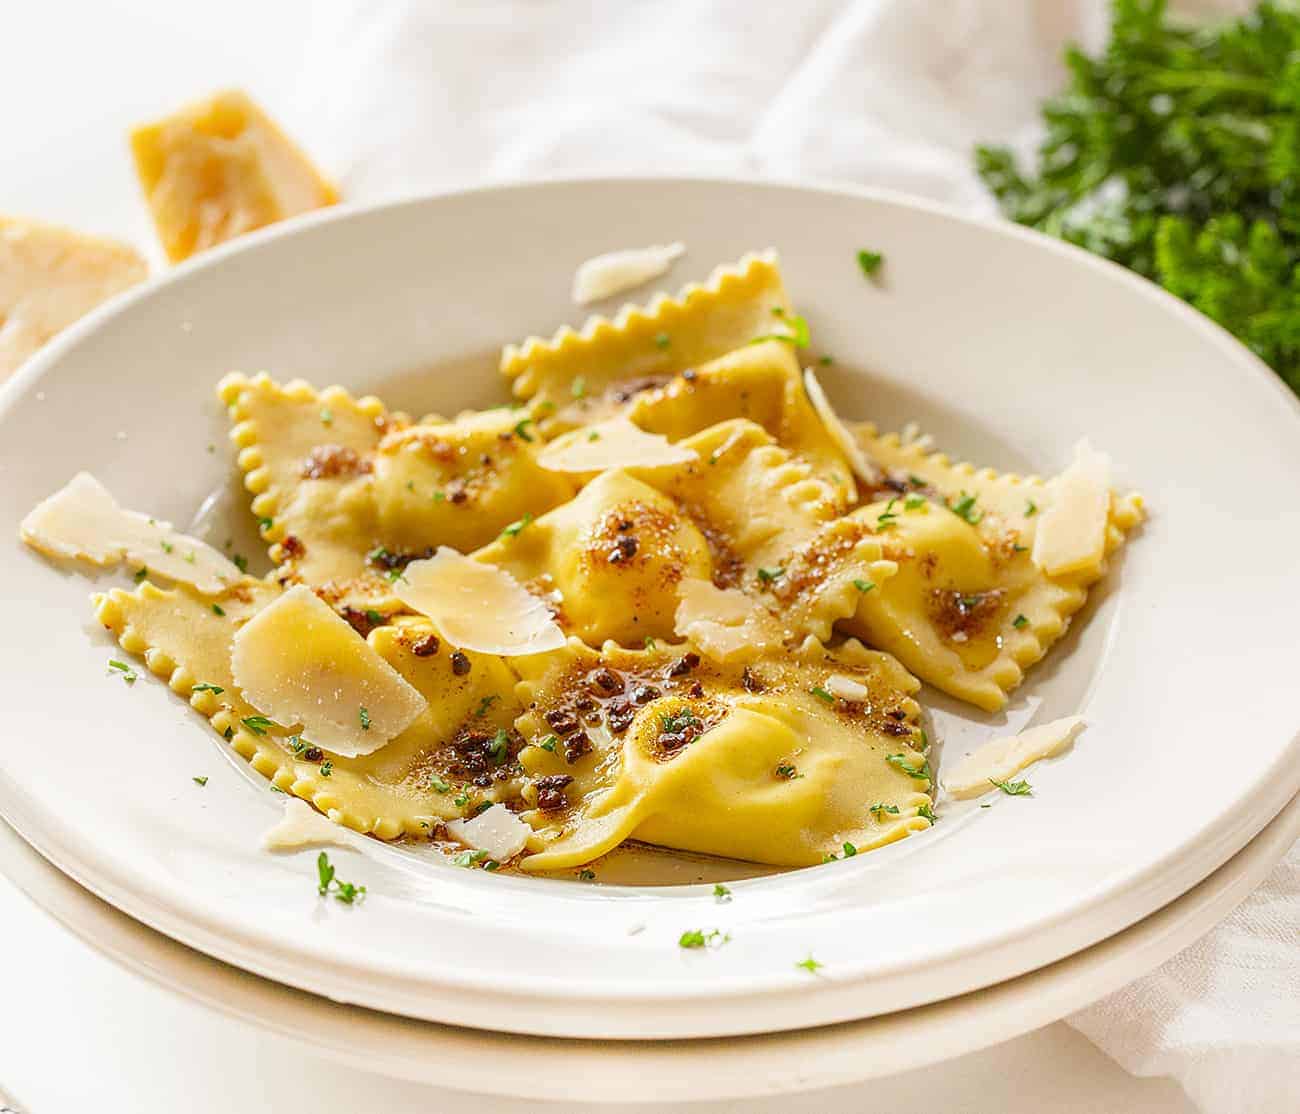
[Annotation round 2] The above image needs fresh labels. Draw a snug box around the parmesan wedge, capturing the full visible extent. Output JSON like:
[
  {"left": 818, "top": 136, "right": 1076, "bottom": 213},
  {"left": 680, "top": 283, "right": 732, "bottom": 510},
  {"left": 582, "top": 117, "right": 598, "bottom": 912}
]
[
  {"left": 943, "top": 716, "right": 1085, "bottom": 799},
  {"left": 571, "top": 243, "right": 685, "bottom": 304},
  {"left": 261, "top": 797, "right": 354, "bottom": 851},
  {"left": 231, "top": 585, "right": 427, "bottom": 757},
  {"left": 674, "top": 577, "right": 784, "bottom": 663},
  {"left": 0, "top": 217, "right": 147, "bottom": 376},
  {"left": 537, "top": 417, "right": 697, "bottom": 473},
  {"left": 445, "top": 804, "right": 531, "bottom": 862},
  {"left": 20, "top": 472, "right": 241, "bottom": 593},
  {"left": 396, "top": 547, "right": 566, "bottom": 656},
  {"left": 803, "top": 368, "right": 876, "bottom": 490},
  {"left": 1032, "top": 441, "right": 1112, "bottom": 576}
]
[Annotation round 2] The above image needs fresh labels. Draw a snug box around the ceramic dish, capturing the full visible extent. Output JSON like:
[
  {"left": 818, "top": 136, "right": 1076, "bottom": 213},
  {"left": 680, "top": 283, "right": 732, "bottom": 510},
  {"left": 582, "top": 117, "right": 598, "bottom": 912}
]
[{"left": 0, "top": 178, "right": 1297, "bottom": 1038}]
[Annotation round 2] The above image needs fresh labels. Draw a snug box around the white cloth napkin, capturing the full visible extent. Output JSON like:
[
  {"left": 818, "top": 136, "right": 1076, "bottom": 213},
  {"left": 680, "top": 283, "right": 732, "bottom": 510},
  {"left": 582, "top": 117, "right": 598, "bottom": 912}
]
[{"left": 290, "top": 3, "right": 1297, "bottom": 1110}]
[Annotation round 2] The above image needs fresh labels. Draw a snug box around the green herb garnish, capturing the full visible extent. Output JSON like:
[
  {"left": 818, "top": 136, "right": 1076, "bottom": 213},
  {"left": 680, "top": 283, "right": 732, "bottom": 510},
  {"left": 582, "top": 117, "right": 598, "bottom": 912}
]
[
  {"left": 885, "top": 754, "right": 932, "bottom": 780},
  {"left": 713, "top": 883, "right": 732, "bottom": 903},
  {"left": 320, "top": 407, "right": 333, "bottom": 425},
  {"left": 107, "top": 659, "right": 137, "bottom": 685},
  {"left": 571, "top": 377, "right": 587, "bottom": 399},
  {"left": 538, "top": 735, "right": 559, "bottom": 753},
  {"left": 857, "top": 249, "right": 884, "bottom": 277},
  {"left": 316, "top": 851, "right": 365, "bottom": 904},
  {"left": 211, "top": 603, "right": 225, "bottom": 616},
  {"left": 241, "top": 715, "right": 273, "bottom": 736},
  {"left": 134, "top": 567, "right": 148, "bottom": 583},
  {"left": 1012, "top": 613, "right": 1029, "bottom": 629},
  {"left": 232, "top": 554, "right": 248, "bottom": 574},
  {"left": 577, "top": 868, "right": 597, "bottom": 880},
  {"left": 775, "top": 762, "right": 802, "bottom": 780},
  {"left": 487, "top": 727, "right": 511, "bottom": 764},
  {"left": 809, "top": 685, "right": 835, "bottom": 705},
  {"left": 501, "top": 512, "right": 533, "bottom": 538},
  {"left": 319, "top": 761, "right": 333, "bottom": 777},
  {"left": 876, "top": 497, "right": 899, "bottom": 529},
  {"left": 870, "top": 802, "right": 900, "bottom": 818},
  {"left": 192, "top": 682, "right": 225, "bottom": 695},
  {"left": 904, "top": 494, "right": 927, "bottom": 511},
  {"left": 679, "top": 928, "right": 730, "bottom": 949},
  {"left": 654, "top": 332, "right": 671, "bottom": 350},
  {"left": 750, "top": 311, "right": 811, "bottom": 348},
  {"left": 475, "top": 694, "right": 499, "bottom": 718},
  {"left": 358, "top": 706, "right": 371, "bottom": 731},
  {"left": 990, "top": 776, "right": 1034, "bottom": 797},
  {"left": 948, "top": 492, "right": 983, "bottom": 525},
  {"left": 918, "top": 802, "right": 938, "bottom": 823},
  {"left": 429, "top": 775, "right": 452, "bottom": 793},
  {"left": 852, "top": 578, "right": 875, "bottom": 594},
  {"left": 756, "top": 566, "right": 783, "bottom": 584},
  {"left": 795, "top": 955, "right": 824, "bottom": 974},
  {"left": 513, "top": 418, "right": 534, "bottom": 442},
  {"left": 659, "top": 708, "right": 702, "bottom": 734},
  {"left": 452, "top": 849, "right": 490, "bottom": 868},
  {"left": 192, "top": 776, "right": 208, "bottom": 786}
]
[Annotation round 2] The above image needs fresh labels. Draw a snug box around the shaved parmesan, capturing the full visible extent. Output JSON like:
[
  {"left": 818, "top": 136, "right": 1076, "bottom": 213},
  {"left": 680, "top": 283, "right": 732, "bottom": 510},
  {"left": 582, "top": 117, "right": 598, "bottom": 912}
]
[
  {"left": 1032, "top": 441, "right": 1112, "bottom": 576},
  {"left": 674, "top": 577, "right": 783, "bottom": 663},
  {"left": 943, "top": 716, "right": 1085, "bottom": 799},
  {"left": 572, "top": 242, "right": 685, "bottom": 304},
  {"left": 537, "top": 418, "right": 697, "bottom": 473},
  {"left": 803, "top": 368, "right": 876, "bottom": 490},
  {"left": 396, "top": 547, "right": 566, "bottom": 656},
  {"left": 445, "top": 804, "right": 531, "bottom": 862},
  {"left": 20, "top": 471, "right": 241, "bottom": 593},
  {"left": 231, "top": 585, "right": 427, "bottom": 757},
  {"left": 261, "top": 797, "right": 354, "bottom": 851},
  {"left": 825, "top": 673, "right": 871, "bottom": 703}
]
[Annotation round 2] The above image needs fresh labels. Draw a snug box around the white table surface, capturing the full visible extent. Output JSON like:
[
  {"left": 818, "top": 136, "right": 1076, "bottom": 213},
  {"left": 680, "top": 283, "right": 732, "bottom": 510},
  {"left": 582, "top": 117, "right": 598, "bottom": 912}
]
[{"left": 0, "top": 3, "right": 1199, "bottom": 1110}]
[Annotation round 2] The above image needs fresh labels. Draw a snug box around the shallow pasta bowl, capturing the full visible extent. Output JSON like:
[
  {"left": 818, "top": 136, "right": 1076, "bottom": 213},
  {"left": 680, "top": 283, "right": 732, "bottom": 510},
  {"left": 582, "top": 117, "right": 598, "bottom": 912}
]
[{"left": 0, "top": 177, "right": 1296, "bottom": 1039}]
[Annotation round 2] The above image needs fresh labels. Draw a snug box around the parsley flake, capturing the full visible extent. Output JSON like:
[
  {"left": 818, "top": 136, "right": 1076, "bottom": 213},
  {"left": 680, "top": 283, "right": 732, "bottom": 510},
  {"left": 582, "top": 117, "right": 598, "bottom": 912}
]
[
  {"left": 359, "top": 706, "right": 371, "bottom": 731},
  {"left": 588, "top": 431, "right": 601, "bottom": 441},
  {"left": 750, "top": 312, "right": 811, "bottom": 349},
  {"left": 538, "top": 735, "right": 559, "bottom": 753},
  {"left": 654, "top": 332, "right": 671, "bottom": 350},
  {"left": 577, "top": 868, "right": 597, "bottom": 880},
  {"left": 475, "top": 694, "right": 499, "bottom": 718},
  {"left": 319, "top": 761, "right": 333, "bottom": 778},
  {"left": 487, "top": 727, "right": 511, "bottom": 764},
  {"left": 990, "top": 776, "right": 1033, "bottom": 797},
  {"left": 232, "top": 554, "right": 248, "bottom": 574},
  {"left": 886, "top": 754, "right": 932, "bottom": 780},
  {"left": 904, "top": 494, "right": 927, "bottom": 511},
  {"left": 501, "top": 512, "right": 533, "bottom": 538},
  {"left": 809, "top": 685, "right": 835, "bottom": 705},
  {"left": 513, "top": 418, "right": 535, "bottom": 442},
  {"left": 870, "top": 802, "right": 900, "bottom": 818},
  {"left": 159, "top": 541, "right": 174, "bottom": 554},
  {"left": 241, "top": 715, "right": 273, "bottom": 736},
  {"left": 316, "top": 851, "right": 365, "bottom": 904},
  {"left": 775, "top": 762, "right": 802, "bottom": 780},
  {"left": 211, "top": 603, "right": 225, "bottom": 616},
  {"left": 949, "top": 492, "right": 983, "bottom": 525},
  {"left": 258, "top": 516, "right": 273, "bottom": 532},
  {"left": 644, "top": 636, "right": 657, "bottom": 651},
  {"left": 1024, "top": 499, "right": 1038, "bottom": 517},
  {"left": 134, "top": 566, "right": 148, "bottom": 583},
  {"left": 452, "top": 849, "right": 490, "bottom": 868},
  {"left": 795, "top": 955, "right": 824, "bottom": 974},
  {"left": 192, "top": 682, "right": 225, "bottom": 695},
  {"left": 857, "top": 249, "right": 884, "bottom": 277},
  {"left": 819, "top": 354, "right": 834, "bottom": 365},
  {"left": 1012, "top": 613, "right": 1029, "bottom": 629},
  {"left": 756, "top": 566, "right": 784, "bottom": 584},
  {"left": 192, "top": 776, "right": 208, "bottom": 786},
  {"left": 571, "top": 376, "right": 587, "bottom": 399},
  {"left": 107, "top": 659, "right": 137, "bottom": 685},
  {"left": 876, "top": 497, "right": 899, "bottom": 529},
  {"left": 853, "top": 578, "right": 875, "bottom": 594},
  {"left": 918, "top": 802, "right": 938, "bottom": 823},
  {"left": 679, "top": 928, "right": 730, "bottom": 949},
  {"left": 713, "top": 883, "right": 732, "bottom": 903},
  {"left": 429, "top": 775, "right": 451, "bottom": 793}
]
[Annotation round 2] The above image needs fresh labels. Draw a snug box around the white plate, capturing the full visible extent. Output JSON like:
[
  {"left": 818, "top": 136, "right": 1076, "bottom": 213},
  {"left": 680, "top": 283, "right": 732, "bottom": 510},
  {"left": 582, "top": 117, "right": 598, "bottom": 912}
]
[
  {"left": 3, "top": 795, "right": 1295, "bottom": 1102},
  {"left": 0, "top": 179, "right": 1297, "bottom": 1039}
]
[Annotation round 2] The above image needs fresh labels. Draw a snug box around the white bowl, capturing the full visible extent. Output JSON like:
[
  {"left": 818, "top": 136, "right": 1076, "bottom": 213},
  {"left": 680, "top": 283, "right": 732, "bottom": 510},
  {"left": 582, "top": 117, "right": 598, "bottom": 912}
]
[{"left": 1, "top": 178, "right": 1297, "bottom": 1039}]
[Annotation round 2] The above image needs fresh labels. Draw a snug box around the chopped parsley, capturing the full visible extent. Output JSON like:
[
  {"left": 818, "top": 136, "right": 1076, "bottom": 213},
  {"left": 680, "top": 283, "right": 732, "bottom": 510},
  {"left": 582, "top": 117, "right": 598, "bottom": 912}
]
[
  {"left": 452, "top": 849, "right": 490, "bottom": 868},
  {"left": 107, "top": 659, "right": 137, "bottom": 685},
  {"left": 679, "top": 928, "right": 730, "bottom": 949},
  {"left": 501, "top": 512, "right": 533, "bottom": 538},
  {"left": 319, "top": 760, "right": 333, "bottom": 778},
  {"left": 857, "top": 249, "right": 884, "bottom": 277},
  {"left": 475, "top": 694, "right": 499, "bottom": 718},
  {"left": 644, "top": 636, "right": 657, "bottom": 651},
  {"left": 258, "top": 516, "right": 273, "bottom": 532},
  {"left": 288, "top": 736, "right": 307, "bottom": 753},
  {"left": 1024, "top": 499, "right": 1038, "bottom": 517},
  {"left": 538, "top": 735, "right": 559, "bottom": 753},
  {"left": 775, "top": 762, "right": 802, "bottom": 780},
  {"left": 750, "top": 311, "right": 811, "bottom": 349},
  {"left": 886, "top": 754, "right": 932, "bottom": 780},
  {"left": 659, "top": 708, "right": 702, "bottom": 734},
  {"left": 192, "top": 682, "right": 225, "bottom": 695},
  {"left": 822, "top": 842, "right": 858, "bottom": 863},
  {"left": 876, "top": 497, "right": 899, "bottom": 529},
  {"left": 433, "top": 491, "right": 446, "bottom": 502},
  {"left": 756, "top": 566, "right": 784, "bottom": 584},
  {"left": 365, "top": 608, "right": 383, "bottom": 624},
  {"left": 223, "top": 726, "right": 234, "bottom": 741},
  {"left": 809, "top": 685, "right": 835, "bottom": 705},
  {"left": 654, "top": 332, "right": 671, "bottom": 350},
  {"left": 918, "top": 802, "right": 938, "bottom": 823},
  {"left": 870, "top": 802, "right": 900, "bottom": 818},
  {"left": 241, "top": 715, "right": 273, "bottom": 736},
  {"left": 316, "top": 851, "right": 365, "bottom": 904},
  {"left": 134, "top": 566, "right": 148, "bottom": 583},
  {"left": 990, "top": 776, "right": 1034, "bottom": 797},
  {"left": 428, "top": 775, "right": 452, "bottom": 793},
  {"left": 713, "top": 883, "right": 732, "bottom": 903},
  {"left": 577, "top": 868, "right": 597, "bottom": 880},
  {"left": 487, "top": 728, "right": 511, "bottom": 764},
  {"left": 908, "top": 473, "right": 927, "bottom": 487},
  {"left": 948, "top": 492, "right": 983, "bottom": 525},
  {"left": 795, "top": 955, "right": 823, "bottom": 974},
  {"left": 192, "top": 776, "right": 208, "bottom": 786},
  {"left": 359, "top": 706, "right": 371, "bottom": 731},
  {"left": 453, "top": 789, "right": 472, "bottom": 809},
  {"left": 513, "top": 418, "right": 535, "bottom": 441},
  {"left": 571, "top": 376, "right": 587, "bottom": 399},
  {"left": 159, "top": 541, "right": 174, "bottom": 554},
  {"left": 211, "top": 603, "right": 225, "bottom": 616},
  {"left": 904, "top": 494, "right": 927, "bottom": 511},
  {"left": 852, "top": 578, "right": 875, "bottom": 594},
  {"left": 320, "top": 407, "right": 333, "bottom": 425},
  {"left": 1012, "top": 613, "right": 1029, "bottom": 629},
  {"left": 232, "top": 554, "right": 249, "bottom": 574}
]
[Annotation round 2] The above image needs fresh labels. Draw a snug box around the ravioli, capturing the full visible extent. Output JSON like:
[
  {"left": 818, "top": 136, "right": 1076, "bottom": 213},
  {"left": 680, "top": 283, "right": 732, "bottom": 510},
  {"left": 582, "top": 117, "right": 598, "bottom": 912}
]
[
  {"left": 502, "top": 251, "right": 791, "bottom": 433},
  {"left": 514, "top": 638, "right": 931, "bottom": 870},
  {"left": 838, "top": 424, "right": 1144, "bottom": 710},
  {"left": 475, "top": 470, "right": 713, "bottom": 646},
  {"left": 94, "top": 580, "right": 527, "bottom": 836}
]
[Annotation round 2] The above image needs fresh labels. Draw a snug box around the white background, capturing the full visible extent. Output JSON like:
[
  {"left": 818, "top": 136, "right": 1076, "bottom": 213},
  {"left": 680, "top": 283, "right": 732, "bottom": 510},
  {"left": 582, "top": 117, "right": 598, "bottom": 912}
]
[{"left": 0, "top": 2, "right": 1200, "bottom": 1110}]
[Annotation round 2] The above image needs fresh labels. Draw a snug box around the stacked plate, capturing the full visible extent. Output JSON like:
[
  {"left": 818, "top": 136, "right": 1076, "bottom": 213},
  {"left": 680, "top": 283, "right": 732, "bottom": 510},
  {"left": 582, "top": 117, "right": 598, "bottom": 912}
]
[{"left": 2, "top": 180, "right": 1297, "bottom": 1102}]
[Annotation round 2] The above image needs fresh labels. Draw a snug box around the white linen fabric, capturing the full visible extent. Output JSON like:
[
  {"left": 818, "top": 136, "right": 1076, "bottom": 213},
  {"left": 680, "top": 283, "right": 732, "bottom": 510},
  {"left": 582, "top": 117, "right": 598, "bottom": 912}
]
[{"left": 290, "top": 3, "right": 1297, "bottom": 1111}]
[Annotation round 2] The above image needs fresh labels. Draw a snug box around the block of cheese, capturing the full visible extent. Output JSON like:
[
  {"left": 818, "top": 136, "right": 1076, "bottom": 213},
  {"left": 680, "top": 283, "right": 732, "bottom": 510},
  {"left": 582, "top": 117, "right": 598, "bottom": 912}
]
[
  {"left": 130, "top": 89, "right": 338, "bottom": 262},
  {"left": 0, "top": 217, "right": 147, "bottom": 376}
]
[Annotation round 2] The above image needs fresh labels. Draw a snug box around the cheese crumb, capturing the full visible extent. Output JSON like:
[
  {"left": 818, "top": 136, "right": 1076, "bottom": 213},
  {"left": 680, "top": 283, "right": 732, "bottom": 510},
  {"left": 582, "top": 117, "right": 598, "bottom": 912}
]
[
  {"left": 20, "top": 471, "right": 241, "bottom": 593},
  {"left": 572, "top": 243, "right": 685, "bottom": 304},
  {"left": 231, "top": 585, "right": 427, "bottom": 757},
  {"left": 943, "top": 716, "right": 1085, "bottom": 799},
  {"left": 537, "top": 418, "right": 697, "bottom": 473},
  {"left": 396, "top": 547, "right": 566, "bottom": 656}
]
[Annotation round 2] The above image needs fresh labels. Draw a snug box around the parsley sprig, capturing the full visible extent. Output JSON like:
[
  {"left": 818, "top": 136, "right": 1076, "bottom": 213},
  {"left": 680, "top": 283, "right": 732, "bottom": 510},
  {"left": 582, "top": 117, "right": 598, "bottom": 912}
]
[{"left": 316, "top": 851, "right": 365, "bottom": 905}]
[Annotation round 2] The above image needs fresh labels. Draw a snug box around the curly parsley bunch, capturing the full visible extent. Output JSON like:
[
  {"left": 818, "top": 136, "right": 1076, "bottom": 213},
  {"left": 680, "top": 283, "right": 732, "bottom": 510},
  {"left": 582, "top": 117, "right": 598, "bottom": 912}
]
[{"left": 977, "top": 0, "right": 1300, "bottom": 395}]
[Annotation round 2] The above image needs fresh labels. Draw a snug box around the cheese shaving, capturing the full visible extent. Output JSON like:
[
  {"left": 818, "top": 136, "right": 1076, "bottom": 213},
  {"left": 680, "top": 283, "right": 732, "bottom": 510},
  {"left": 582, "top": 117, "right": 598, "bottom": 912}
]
[
  {"left": 571, "top": 242, "right": 685, "bottom": 304},
  {"left": 537, "top": 418, "right": 698, "bottom": 473},
  {"left": 445, "top": 804, "right": 531, "bottom": 862},
  {"left": 396, "top": 547, "right": 566, "bottom": 656},
  {"left": 825, "top": 673, "right": 871, "bottom": 703},
  {"left": 261, "top": 798, "right": 354, "bottom": 851},
  {"left": 803, "top": 368, "right": 876, "bottom": 491},
  {"left": 943, "top": 716, "right": 1085, "bottom": 799},
  {"left": 231, "top": 585, "right": 428, "bottom": 757},
  {"left": 1032, "top": 440, "right": 1113, "bottom": 576},
  {"left": 20, "top": 471, "right": 241, "bottom": 593},
  {"left": 673, "top": 577, "right": 784, "bottom": 663}
]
